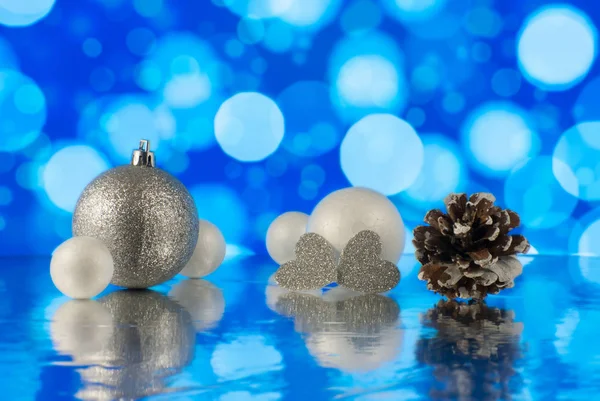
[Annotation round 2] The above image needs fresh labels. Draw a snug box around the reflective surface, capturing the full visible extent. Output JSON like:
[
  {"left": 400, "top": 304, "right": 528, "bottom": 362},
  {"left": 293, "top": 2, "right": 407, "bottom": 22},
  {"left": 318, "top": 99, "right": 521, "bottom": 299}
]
[{"left": 1, "top": 254, "right": 599, "bottom": 400}]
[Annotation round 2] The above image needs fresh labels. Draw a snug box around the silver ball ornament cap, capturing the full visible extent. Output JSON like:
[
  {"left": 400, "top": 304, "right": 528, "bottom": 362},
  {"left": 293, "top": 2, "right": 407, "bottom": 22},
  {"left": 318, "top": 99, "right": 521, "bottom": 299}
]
[{"left": 72, "top": 140, "right": 199, "bottom": 288}]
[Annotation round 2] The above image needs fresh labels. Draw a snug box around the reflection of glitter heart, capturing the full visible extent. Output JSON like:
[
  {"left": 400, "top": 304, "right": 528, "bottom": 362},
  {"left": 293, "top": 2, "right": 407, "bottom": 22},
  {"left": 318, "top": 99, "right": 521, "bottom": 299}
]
[
  {"left": 274, "top": 233, "right": 337, "bottom": 290},
  {"left": 337, "top": 230, "right": 401, "bottom": 293}
]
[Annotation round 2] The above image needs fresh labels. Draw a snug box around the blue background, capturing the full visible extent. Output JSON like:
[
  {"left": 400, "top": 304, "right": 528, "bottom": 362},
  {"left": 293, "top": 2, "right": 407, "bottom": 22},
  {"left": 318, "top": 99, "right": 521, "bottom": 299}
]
[{"left": 0, "top": 0, "right": 599, "bottom": 257}]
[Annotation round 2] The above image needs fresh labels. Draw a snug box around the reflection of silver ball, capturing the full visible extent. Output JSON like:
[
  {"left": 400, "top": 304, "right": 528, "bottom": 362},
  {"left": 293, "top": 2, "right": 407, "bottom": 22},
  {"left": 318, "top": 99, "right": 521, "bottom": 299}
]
[
  {"left": 308, "top": 187, "right": 405, "bottom": 263},
  {"left": 169, "top": 279, "right": 225, "bottom": 331},
  {"left": 77, "top": 290, "right": 195, "bottom": 400},
  {"left": 73, "top": 165, "right": 199, "bottom": 288}
]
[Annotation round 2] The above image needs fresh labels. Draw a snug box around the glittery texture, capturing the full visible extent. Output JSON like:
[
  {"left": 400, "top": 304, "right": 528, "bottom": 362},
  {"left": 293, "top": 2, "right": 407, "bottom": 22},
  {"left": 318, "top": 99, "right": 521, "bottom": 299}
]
[
  {"left": 274, "top": 232, "right": 337, "bottom": 291},
  {"left": 270, "top": 287, "right": 402, "bottom": 372},
  {"left": 274, "top": 290, "right": 400, "bottom": 335},
  {"left": 337, "top": 230, "right": 401, "bottom": 294},
  {"left": 76, "top": 290, "right": 195, "bottom": 400},
  {"left": 73, "top": 165, "right": 199, "bottom": 288}
]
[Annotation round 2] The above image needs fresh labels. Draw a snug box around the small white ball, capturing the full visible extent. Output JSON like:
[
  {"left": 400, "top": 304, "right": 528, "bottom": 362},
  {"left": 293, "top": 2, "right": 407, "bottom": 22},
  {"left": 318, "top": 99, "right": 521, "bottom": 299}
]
[
  {"left": 307, "top": 187, "right": 405, "bottom": 263},
  {"left": 179, "top": 219, "right": 226, "bottom": 278},
  {"left": 266, "top": 211, "right": 309, "bottom": 264},
  {"left": 50, "top": 237, "right": 114, "bottom": 299}
]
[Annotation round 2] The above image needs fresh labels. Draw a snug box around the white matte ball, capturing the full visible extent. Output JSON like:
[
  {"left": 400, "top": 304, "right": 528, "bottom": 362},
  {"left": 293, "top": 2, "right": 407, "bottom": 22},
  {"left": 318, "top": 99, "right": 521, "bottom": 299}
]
[
  {"left": 307, "top": 187, "right": 405, "bottom": 263},
  {"left": 50, "top": 237, "right": 114, "bottom": 299},
  {"left": 266, "top": 211, "right": 309, "bottom": 264},
  {"left": 179, "top": 220, "right": 226, "bottom": 278}
]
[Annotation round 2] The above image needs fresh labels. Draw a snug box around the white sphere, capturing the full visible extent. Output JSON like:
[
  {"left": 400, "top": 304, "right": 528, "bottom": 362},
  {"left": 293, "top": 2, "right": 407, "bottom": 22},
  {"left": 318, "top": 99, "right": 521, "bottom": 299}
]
[
  {"left": 179, "top": 220, "right": 226, "bottom": 278},
  {"left": 50, "top": 237, "right": 114, "bottom": 299},
  {"left": 266, "top": 211, "right": 309, "bottom": 264},
  {"left": 307, "top": 187, "right": 405, "bottom": 263}
]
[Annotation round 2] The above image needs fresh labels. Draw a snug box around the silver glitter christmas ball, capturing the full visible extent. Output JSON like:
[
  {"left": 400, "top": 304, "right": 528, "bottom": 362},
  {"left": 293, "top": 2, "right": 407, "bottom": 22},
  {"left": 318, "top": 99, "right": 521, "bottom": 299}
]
[{"left": 73, "top": 140, "right": 199, "bottom": 288}]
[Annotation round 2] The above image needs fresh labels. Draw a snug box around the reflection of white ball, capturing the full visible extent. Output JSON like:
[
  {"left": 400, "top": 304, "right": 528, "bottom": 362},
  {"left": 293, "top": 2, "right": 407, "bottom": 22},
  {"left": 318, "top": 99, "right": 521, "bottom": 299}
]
[
  {"left": 266, "top": 211, "right": 309, "bottom": 264},
  {"left": 179, "top": 220, "right": 226, "bottom": 278},
  {"left": 50, "top": 300, "right": 114, "bottom": 363},
  {"left": 305, "top": 326, "right": 403, "bottom": 372},
  {"left": 50, "top": 237, "right": 114, "bottom": 299},
  {"left": 307, "top": 187, "right": 405, "bottom": 263},
  {"left": 168, "top": 279, "right": 225, "bottom": 331}
]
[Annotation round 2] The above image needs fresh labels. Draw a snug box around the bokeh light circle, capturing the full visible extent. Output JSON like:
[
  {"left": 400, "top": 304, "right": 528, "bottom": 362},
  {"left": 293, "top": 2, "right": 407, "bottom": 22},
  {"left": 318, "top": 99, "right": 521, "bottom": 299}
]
[
  {"left": 278, "top": 0, "right": 343, "bottom": 29},
  {"left": 0, "top": 186, "right": 12, "bottom": 205},
  {"left": 42, "top": 145, "right": 110, "bottom": 213},
  {"left": 0, "top": 0, "right": 56, "bottom": 27},
  {"left": 381, "top": 0, "right": 447, "bottom": 22},
  {"left": 579, "top": 220, "right": 600, "bottom": 259},
  {"left": 442, "top": 92, "right": 465, "bottom": 114},
  {"left": 138, "top": 32, "right": 223, "bottom": 109},
  {"left": 340, "top": 113, "right": 423, "bottom": 195},
  {"left": 405, "top": 107, "right": 426, "bottom": 127},
  {"left": 82, "top": 38, "right": 102, "bottom": 58},
  {"left": 277, "top": 81, "right": 340, "bottom": 157},
  {"left": 465, "top": 7, "right": 502, "bottom": 38},
  {"left": 191, "top": 184, "right": 249, "bottom": 244},
  {"left": 388, "top": 1, "right": 465, "bottom": 40},
  {"left": 400, "top": 134, "right": 466, "bottom": 209},
  {"left": 126, "top": 28, "right": 156, "bottom": 56},
  {"left": 340, "top": 0, "right": 382, "bottom": 35},
  {"left": 517, "top": 5, "right": 597, "bottom": 90},
  {"left": 223, "top": 0, "right": 287, "bottom": 19},
  {"left": 461, "top": 102, "right": 539, "bottom": 178},
  {"left": 569, "top": 208, "right": 600, "bottom": 283},
  {"left": 133, "top": 0, "right": 163, "bottom": 18},
  {"left": 78, "top": 95, "right": 174, "bottom": 162},
  {"left": 214, "top": 92, "right": 284, "bottom": 162},
  {"left": 573, "top": 76, "right": 600, "bottom": 122},
  {"left": 237, "top": 17, "right": 265, "bottom": 45},
  {"left": 0, "top": 69, "right": 47, "bottom": 152},
  {"left": 262, "top": 20, "right": 294, "bottom": 53},
  {"left": 163, "top": 71, "right": 212, "bottom": 108},
  {"left": 491, "top": 68, "right": 522, "bottom": 97},
  {"left": 552, "top": 122, "right": 600, "bottom": 200},
  {"left": 505, "top": 156, "right": 577, "bottom": 229},
  {"left": 329, "top": 32, "right": 407, "bottom": 123},
  {"left": 338, "top": 55, "right": 399, "bottom": 106}
]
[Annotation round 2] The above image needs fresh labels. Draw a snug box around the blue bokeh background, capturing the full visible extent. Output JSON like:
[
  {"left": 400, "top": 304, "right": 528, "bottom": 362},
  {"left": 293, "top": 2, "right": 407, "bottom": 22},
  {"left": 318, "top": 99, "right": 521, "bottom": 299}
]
[{"left": 0, "top": 0, "right": 599, "bottom": 257}]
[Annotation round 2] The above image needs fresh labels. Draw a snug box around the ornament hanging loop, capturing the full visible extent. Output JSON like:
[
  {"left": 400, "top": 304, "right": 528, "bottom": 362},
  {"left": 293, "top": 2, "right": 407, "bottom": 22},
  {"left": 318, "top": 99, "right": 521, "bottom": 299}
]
[{"left": 131, "top": 139, "right": 155, "bottom": 167}]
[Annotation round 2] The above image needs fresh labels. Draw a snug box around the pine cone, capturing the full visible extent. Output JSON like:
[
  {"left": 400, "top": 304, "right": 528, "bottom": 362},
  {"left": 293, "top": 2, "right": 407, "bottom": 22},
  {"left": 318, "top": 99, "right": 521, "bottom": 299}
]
[
  {"left": 419, "top": 256, "right": 524, "bottom": 299},
  {"left": 413, "top": 193, "right": 529, "bottom": 299}
]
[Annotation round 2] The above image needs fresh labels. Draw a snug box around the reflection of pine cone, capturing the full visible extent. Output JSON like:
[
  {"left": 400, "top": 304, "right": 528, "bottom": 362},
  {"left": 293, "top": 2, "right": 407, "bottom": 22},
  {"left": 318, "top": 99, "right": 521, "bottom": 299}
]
[
  {"left": 413, "top": 193, "right": 529, "bottom": 299},
  {"left": 416, "top": 300, "right": 523, "bottom": 401}
]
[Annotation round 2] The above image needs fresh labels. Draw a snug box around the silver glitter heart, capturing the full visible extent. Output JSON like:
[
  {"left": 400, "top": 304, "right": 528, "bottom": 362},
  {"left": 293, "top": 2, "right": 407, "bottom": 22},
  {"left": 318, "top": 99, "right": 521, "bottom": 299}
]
[
  {"left": 274, "top": 232, "right": 337, "bottom": 291},
  {"left": 337, "top": 230, "right": 401, "bottom": 294}
]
